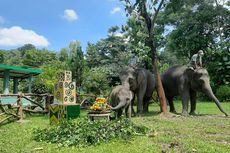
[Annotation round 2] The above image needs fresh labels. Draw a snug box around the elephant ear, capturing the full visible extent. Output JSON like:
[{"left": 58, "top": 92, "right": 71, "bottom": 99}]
[{"left": 185, "top": 68, "right": 195, "bottom": 81}]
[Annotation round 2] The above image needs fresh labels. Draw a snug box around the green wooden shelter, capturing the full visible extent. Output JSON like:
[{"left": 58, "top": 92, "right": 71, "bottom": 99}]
[{"left": 0, "top": 64, "right": 42, "bottom": 94}]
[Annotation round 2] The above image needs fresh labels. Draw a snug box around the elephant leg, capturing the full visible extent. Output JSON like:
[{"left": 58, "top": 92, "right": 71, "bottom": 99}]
[
  {"left": 190, "top": 90, "right": 197, "bottom": 115},
  {"left": 125, "top": 104, "right": 132, "bottom": 118},
  {"left": 137, "top": 86, "right": 146, "bottom": 115},
  {"left": 181, "top": 90, "right": 190, "bottom": 116},
  {"left": 131, "top": 94, "right": 136, "bottom": 117},
  {"left": 143, "top": 96, "right": 151, "bottom": 113},
  {"left": 137, "top": 94, "right": 144, "bottom": 115},
  {"left": 167, "top": 96, "right": 176, "bottom": 113},
  {"left": 117, "top": 109, "right": 123, "bottom": 118}
]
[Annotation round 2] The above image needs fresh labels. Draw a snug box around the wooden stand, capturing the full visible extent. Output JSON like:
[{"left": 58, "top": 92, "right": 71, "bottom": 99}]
[{"left": 88, "top": 111, "right": 111, "bottom": 121}]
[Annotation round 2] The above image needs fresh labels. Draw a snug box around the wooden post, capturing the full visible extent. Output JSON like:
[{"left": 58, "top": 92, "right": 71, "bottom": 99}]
[
  {"left": 45, "top": 95, "right": 54, "bottom": 113},
  {"left": 28, "top": 75, "right": 33, "bottom": 93},
  {"left": 17, "top": 93, "right": 23, "bottom": 121}
]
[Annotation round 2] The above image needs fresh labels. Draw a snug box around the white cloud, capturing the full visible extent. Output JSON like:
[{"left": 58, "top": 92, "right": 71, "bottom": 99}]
[
  {"left": 110, "top": 7, "right": 121, "bottom": 14},
  {"left": 63, "top": 9, "right": 78, "bottom": 22},
  {"left": 0, "top": 16, "right": 5, "bottom": 24},
  {"left": 0, "top": 26, "right": 49, "bottom": 47}
]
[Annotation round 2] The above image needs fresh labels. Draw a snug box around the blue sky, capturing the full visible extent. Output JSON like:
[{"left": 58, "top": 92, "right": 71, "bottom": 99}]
[{"left": 0, "top": 0, "right": 127, "bottom": 52}]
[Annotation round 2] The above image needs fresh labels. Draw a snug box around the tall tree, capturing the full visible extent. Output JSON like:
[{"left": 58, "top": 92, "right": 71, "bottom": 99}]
[
  {"left": 162, "top": 0, "right": 229, "bottom": 87},
  {"left": 86, "top": 26, "right": 131, "bottom": 81},
  {"left": 122, "top": 11, "right": 165, "bottom": 69},
  {"left": 22, "top": 49, "right": 56, "bottom": 68},
  {"left": 164, "top": 0, "right": 229, "bottom": 59},
  {"left": 67, "top": 41, "right": 84, "bottom": 88},
  {"left": 123, "top": 0, "right": 168, "bottom": 113},
  {"left": 0, "top": 50, "right": 5, "bottom": 63}
]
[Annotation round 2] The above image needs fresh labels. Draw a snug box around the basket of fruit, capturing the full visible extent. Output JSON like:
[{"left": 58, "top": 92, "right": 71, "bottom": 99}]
[{"left": 89, "top": 97, "right": 111, "bottom": 114}]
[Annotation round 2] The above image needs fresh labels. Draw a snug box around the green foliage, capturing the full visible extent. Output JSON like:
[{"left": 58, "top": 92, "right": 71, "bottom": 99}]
[
  {"left": 17, "top": 44, "right": 36, "bottom": 52},
  {"left": 122, "top": 14, "right": 165, "bottom": 69},
  {"left": 84, "top": 27, "right": 132, "bottom": 89},
  {"left": 67, "top": 41, "right": 85, "bottom": 87},
  {"left": 3, "top": 50, "right": 24, "bottom": 66},
  {"left": 0, "top": 50, "right": 5, "bottom": 63},
  {"left": 22, "top": 49, "right": 57, "bottom": 68},
  {"left": 33, "top": 119, "right": 148, "bottom": 147},
  {"left": 159, "top": 63, "right": 170, "bottom": 74},
  {"left": 206, "top": 49, "right": 230, "bottom": 86},
  {"left": 159, "top": 50, "right": 186, "bottom": 67},
  {"left": 216, "top": 85, "right": 230, "bottom": 102},
  {"left": 165, "top": 1, "right": 229, "bottom": 60},
  {"left": 86, "top": 27, "right": 130, "bottom": 75},
  {"left": 58, "top": 48, "right": 69, "bottom": 62},
  {"left": 34, "top": 61, "right": 66, "bottom": 93},
  {"left": 82, "top": 67, "right": 111, "bottom": 95},
  {"left": 32, "top": 82, "right": 49, "bottom": 94}
]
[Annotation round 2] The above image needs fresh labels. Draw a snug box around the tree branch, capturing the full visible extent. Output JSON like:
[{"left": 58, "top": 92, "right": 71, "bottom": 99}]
[
  {"left": 152, "top": 0, "right": 165, "bottom": 25},
  {"left": 139, "top": 0, "right": 152, "bottom": 33}
]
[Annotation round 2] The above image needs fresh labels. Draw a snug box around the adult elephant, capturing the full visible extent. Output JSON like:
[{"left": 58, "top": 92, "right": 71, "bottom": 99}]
[
  {"left": 119, "top": 66, "right": 155, "bottom": 115},
  {"left": 161, "top": 65, "right": 228, "bottom": 116}
]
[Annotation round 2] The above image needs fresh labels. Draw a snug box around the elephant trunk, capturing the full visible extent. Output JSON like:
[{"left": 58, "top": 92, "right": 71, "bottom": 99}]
[
  {"left": 111, "top": 100, "right": 126, "bottom": 111},
  {"left": 203, "top": 85, "right": 228, "bottom": 116}
]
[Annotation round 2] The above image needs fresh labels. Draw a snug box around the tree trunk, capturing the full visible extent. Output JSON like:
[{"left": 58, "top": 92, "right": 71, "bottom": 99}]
[
  {"left": 149, "top": 39, "right": 167, "bottom": 113},
  {"left": 139, "top": 0, "right": 168, "bottom": 113}
]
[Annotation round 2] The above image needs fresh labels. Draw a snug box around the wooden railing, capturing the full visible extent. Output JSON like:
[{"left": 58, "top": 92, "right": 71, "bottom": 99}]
[{"left": 0, "top": 93, "right": 53, "bottom": 125}]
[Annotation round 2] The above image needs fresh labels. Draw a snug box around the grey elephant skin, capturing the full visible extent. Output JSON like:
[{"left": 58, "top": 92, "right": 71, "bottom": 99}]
[
  {"left": 161, "top": 65, "right": 228, "bottom": 116},
  {"left": 109, "top": 85, "right": 134, "bottom": 118},
  {"left": 120, "top": 67, "right": 155, "bottom": 115}
]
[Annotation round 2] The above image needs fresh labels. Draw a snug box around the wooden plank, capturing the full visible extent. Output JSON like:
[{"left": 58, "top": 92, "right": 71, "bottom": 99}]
[
  {"left": 0, "top": 115, "right": 14, "bottom": 124},
  {"left": 0, "top": 93, "right": 49, "bottom": 97},
  {"left": 23, "top": 108, "right": 47, "bottom": 114}
]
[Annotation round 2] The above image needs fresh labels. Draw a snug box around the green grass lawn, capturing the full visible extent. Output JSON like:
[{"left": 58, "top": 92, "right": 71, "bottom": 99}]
[{"left": 0, "top": 101, "right": 229, "bottom": 153}]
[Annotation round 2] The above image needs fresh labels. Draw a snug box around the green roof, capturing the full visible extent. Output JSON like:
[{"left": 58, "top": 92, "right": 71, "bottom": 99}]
[{"left": 0, "top": 64, "right": 42, "bottom": 79}]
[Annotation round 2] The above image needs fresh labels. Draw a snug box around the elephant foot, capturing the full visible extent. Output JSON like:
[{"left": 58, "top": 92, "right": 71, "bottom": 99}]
[
  {"left": 136, "top": 113, "right": 144, "bottom": 117},
  {"left": 131, "top": 113, "right": 136, "bottom": 117},
  {"left": 181, "top": 111, "right": 189, "bottom": 117},
  {"left": 170, "top": 110, "right": 177, "bottom": 114},
  {"left": 189, "top": 111, "right": 197, "bottom": 116}
]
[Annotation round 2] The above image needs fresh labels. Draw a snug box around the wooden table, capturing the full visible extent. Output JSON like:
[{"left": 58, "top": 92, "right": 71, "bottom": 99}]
[{"left": 88, "top": 111, "right": 111, "bottom": 121}]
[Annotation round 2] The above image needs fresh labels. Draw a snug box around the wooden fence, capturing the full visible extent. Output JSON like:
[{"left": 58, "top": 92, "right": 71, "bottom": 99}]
[{"left": 0, "top": 93, "right": 53, "bottom": 125}]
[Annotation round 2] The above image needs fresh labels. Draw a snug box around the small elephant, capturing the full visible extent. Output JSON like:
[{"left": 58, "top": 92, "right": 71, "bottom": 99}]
[
  {"left": 119, "top": 66, "right": 155, "bottom": 115},
  {"left": 161, "top": 65, "right": 228, "bottom": 116},
  {"left": 109, "top": 85, "right": 134, "bottom": 118}
]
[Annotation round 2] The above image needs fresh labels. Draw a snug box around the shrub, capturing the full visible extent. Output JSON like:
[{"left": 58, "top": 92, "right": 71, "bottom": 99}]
[
  {"left": 216, "top": 85, "right": 230, "bottom": 102},
  {"left": 33, "top": 119, "right": 148, "bottom": 147},
  {"left": 32, "top": 82, "right": 49, "bottom": 94}
]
